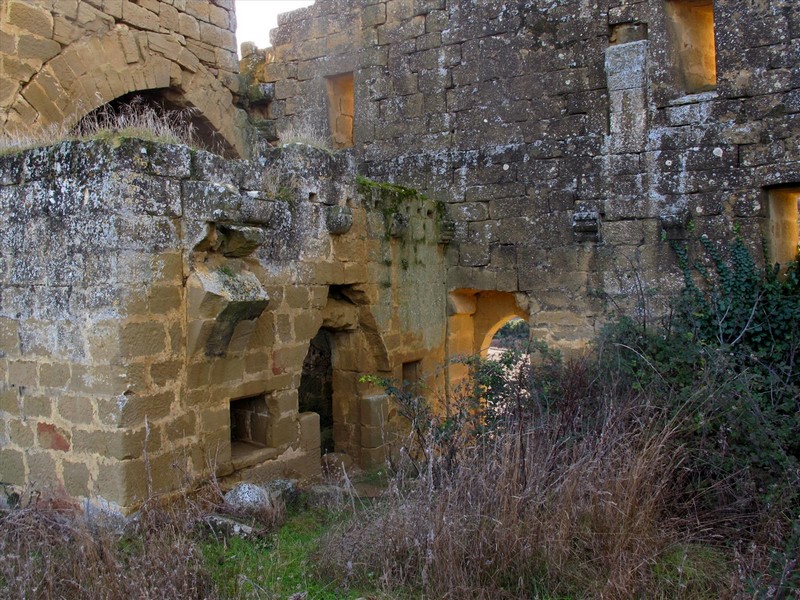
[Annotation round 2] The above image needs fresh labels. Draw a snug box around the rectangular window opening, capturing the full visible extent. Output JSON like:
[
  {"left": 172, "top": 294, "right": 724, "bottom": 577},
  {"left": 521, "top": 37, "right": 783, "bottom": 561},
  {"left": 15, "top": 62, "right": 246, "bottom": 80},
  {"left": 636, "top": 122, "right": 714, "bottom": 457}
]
[
  {"left": 325, "top": 72, "right": 354, "bottom": 149},
  {"left": 402, "top": 360, "right": 422, "bottom": 396},
  {"left": 230, "top": 394, "right": 269, "bottom": 459},
  {"left": 766, "top": 187, "right": 800, "bottom": 269},
  {"left": 665, "top": 0, "right": 717, "bottom": 94}
]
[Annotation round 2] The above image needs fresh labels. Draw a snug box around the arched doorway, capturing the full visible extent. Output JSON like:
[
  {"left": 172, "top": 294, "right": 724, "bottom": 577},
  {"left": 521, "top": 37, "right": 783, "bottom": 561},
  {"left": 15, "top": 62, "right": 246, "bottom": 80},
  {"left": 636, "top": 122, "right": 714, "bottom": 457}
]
[
  {"left": 446, "top": 289, "right": 530, "bottom": 396},
  {"left": 76, "top": 89, "right": 236, "bottom": 157},
  {"left": 486, "top": 317, "right": 531, "bottom": 360}
]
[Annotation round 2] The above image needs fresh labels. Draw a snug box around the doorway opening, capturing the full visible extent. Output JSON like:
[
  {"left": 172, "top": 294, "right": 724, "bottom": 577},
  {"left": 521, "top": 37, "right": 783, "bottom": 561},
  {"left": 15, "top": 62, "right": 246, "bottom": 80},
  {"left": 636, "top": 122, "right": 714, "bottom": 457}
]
[
  {"left": 299, "top": 328, "right": 335, "bottom": 454},
  {"left": 487, "top": 317, "right": 531, "bottom": 360},
  {"left": 766, "top": 186, "right": 800, "bottom": 269}
]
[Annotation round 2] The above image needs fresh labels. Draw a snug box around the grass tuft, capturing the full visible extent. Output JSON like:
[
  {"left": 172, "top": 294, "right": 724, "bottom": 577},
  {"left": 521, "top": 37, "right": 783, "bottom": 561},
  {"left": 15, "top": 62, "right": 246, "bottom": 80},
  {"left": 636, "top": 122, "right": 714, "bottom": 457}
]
[{"left": 0, "top": 97, "right": 199, "bottom": 156}]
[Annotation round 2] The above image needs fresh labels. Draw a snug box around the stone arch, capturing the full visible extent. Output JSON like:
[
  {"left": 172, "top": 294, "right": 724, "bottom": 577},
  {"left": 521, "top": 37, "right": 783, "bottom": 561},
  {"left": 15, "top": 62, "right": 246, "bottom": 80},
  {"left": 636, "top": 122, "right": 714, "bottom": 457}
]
[
  {"left": 8, "top": 26, "right": 249, "bottom": 157},
  {"left": 446, "top": 289, "right": 530, "bottom": 392},
  {"left": 449, "top": 290, "right": 529, "bottom": 358}
]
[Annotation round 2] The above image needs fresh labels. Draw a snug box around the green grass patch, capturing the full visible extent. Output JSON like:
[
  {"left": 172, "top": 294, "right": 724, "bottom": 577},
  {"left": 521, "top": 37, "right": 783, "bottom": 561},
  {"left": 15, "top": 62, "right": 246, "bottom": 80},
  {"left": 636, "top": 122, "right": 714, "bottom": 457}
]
[
  {"left": 202, "top": 507, "right": 381, "bottom": 599},
  {"left": 652, "top": 544, "right": 730, "bottom": 599}
]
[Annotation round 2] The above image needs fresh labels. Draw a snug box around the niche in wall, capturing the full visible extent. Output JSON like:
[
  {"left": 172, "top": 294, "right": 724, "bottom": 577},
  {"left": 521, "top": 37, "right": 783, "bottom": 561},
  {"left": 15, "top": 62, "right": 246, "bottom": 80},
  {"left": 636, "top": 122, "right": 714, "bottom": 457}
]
[{"left": 325, "top": 72, "right": 355, "bottom": 149}]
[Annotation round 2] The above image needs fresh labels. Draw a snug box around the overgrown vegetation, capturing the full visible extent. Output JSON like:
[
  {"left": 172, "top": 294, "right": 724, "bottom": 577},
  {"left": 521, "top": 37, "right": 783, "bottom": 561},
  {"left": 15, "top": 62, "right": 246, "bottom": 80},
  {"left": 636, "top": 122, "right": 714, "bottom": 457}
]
[
  {"left": 0, "top": 98, "right": 199, "bottom": 156},
  {"left": 319, "top": 234, "right": 799, "bottom": 599},
  {"left": 0, "top": 490, "right": 222, "bottom": 599},
  {"left": 276, "top": 121, "right": 333, "bottom": 152},
  {"left": 1, "top": 235, "right": 796, "bottom": 599}
]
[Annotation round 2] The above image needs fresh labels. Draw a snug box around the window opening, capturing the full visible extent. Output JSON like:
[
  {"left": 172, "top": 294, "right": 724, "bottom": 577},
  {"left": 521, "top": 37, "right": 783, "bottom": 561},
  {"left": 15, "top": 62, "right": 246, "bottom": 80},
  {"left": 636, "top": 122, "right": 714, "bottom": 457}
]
[
  {"left": 766, "top": 187, "right": 800, "bottom": 269},
  {"left": 230, "top": 394, "right": 269, "bottom": 457},
  {"left": 325, "top": 72, "right": 354, "bottom": 148},
  {"left": 665, "top": 0, "right": 717, "bottom": 94},
  {"left": 402, "top": 360, "right": 422, "bottom": 396}
]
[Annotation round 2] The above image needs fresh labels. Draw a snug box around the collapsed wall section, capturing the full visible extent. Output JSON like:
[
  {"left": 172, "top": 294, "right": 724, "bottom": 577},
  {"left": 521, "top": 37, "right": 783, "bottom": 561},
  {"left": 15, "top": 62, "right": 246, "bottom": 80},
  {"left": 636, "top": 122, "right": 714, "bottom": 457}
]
[{"left": 0, "top": 138, "right": 448, "bottom": 510}]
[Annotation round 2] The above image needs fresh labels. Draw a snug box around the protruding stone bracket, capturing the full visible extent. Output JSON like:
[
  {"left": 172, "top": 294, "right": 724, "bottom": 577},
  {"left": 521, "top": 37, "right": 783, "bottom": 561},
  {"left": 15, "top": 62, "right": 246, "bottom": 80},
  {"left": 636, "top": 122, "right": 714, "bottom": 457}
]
[
  {"left": 572, "top": 211, "right": 601, "bottom": 243},
  {"left": 193, "top": 222, "right": 268, "bottom": 258},
  {"left": 187, "top": 266, "right": 270, "bottom": 357},
  {"left": 439, "top": 219, "right": 456, "bottom": 244},
  {"left": 218, "top": 224, "right": 268, "bottom": 257},
  {"left": 326, "top": 205, "right": 354, "bottom": 235},
  {"left": 389, "top": 212, "right": 409, "bottom": 238},
  {"left": 660, "top": 212, "right": 689, "bottom": 241}
]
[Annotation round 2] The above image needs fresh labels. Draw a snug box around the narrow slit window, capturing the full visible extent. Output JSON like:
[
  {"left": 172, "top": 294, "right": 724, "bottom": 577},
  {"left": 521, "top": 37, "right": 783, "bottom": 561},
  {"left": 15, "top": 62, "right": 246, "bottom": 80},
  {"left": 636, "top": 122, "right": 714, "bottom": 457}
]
[
  {"left": 766, "top": 187, "right": 800, "bottom": 269},
  {"left": 402, "top": 360, "right": 422, "bottom": 396},
  {"left": 325, "top": 72, "right": 354, "bottom": 149},
  {"left": 665, "top": 0, "right": 717, "bottom": 94}
]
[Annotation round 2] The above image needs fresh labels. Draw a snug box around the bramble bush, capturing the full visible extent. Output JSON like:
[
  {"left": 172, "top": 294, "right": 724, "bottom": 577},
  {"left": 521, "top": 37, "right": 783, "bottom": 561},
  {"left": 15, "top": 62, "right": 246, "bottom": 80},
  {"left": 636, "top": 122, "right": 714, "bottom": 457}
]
[
  {"left": 325, "top": 234, "right": 798, "bottom": 599},
  {"left": 600, "top": 234, "right": 799, "bottom": 508}
]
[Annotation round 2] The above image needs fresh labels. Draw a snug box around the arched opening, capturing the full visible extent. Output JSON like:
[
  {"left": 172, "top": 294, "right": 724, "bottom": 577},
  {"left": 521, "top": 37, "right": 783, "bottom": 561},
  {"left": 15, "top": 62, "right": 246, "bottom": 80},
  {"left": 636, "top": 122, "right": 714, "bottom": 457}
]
[
  {"left": 76, "top": 90, "right": 237, "bottom": 157},
  {"left": 486, "top": 317, "right": 531, "bottom": 360},
  {"left": 446, "top": 289, "right": 530, "bottom": 395},
  {"left": 298, "top": 328, "right": 335, "bottom": 455}
]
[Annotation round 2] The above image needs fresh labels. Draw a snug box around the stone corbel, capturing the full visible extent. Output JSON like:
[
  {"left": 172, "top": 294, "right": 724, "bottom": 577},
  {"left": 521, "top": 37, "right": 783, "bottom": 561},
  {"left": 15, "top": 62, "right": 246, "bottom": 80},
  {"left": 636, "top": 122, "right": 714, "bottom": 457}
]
[
  {"left": 573, "top": 210, "right": 601, "bottom": 243},
  {"left": 187, "top": 265, "right": 270, "bottom": 357},
  {"left": 326, "top": 205, "right": 354, "bottom": 235},
  {"left": 660, "top": 212, "right": 689, "bottom": 241}
]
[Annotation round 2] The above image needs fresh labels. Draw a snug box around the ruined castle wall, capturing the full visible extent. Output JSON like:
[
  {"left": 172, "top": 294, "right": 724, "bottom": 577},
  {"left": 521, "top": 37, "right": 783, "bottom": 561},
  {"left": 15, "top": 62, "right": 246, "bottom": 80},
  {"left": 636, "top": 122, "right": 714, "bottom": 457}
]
[
  {"left": 0, "top": 0, "right": 250, "bottom": 156},
  {"left": 260, "top": 0, "right": 800, "bottom": 348},
  {"left": 0, "top": 138, "right": 447, "bottom": 509}
]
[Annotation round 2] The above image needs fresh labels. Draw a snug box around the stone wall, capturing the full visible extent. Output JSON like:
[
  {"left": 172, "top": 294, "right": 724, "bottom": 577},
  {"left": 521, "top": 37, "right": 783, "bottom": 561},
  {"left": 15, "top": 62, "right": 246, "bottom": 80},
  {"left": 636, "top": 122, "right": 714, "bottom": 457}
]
[
  {"left": 0, "top": 0, "right": 251, "bottom": 156},
  {"left": 257, "top": 0, "right": 800, "bottom": 349},
  {"left": 0, "top": 138, "right": 448, "bottom": 510}
]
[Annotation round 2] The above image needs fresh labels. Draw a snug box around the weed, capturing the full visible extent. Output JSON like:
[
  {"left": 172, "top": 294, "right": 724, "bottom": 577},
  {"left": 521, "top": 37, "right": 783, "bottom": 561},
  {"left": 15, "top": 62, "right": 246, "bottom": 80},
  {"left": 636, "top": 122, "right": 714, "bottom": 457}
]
[
  {"left": 0, "top": 97, "right": 200, "bottom": 156},
  {"left": 277, "top": 121, "right": 332, "bottom": 152},
  {"left": 0, "top": 494, "right": 219, "bottom": 599}
]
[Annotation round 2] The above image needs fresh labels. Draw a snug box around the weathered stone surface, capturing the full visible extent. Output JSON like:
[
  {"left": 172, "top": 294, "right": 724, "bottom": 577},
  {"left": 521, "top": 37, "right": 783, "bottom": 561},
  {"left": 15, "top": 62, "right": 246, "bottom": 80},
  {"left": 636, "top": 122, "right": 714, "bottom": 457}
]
[
  {"left": 0, "top": 0, "right": 250, "bottom": 157},
  {"left": 2, "top": 0, "right": 798, "bottom": 513},
  {"left": 224, "top": 482, "right": 273, "bottom": 511}
]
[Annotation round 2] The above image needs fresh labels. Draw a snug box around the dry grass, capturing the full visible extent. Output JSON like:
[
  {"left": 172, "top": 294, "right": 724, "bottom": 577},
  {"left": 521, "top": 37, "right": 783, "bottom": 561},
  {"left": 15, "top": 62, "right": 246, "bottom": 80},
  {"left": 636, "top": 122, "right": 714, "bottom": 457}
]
[
  {"left": 0, "top": 121, "right": 72, "bottom": 155},
  {"left": 0, "top": 98, "right": 198, "bottom": 156},
  {"left": 277, "top": 120, "right": 332, "bottom": 151},
  {"left": 0, "top": 483, "right": 285, "bottom": 600},
  {"left": 319, "top": 361, "right": 738, "bottom": 600},
  {"left": 0, "top": 500, "right": 216, "bottom": 599},
  {"left": 74, "top": 100, "right": 198, "bottom": 147}
]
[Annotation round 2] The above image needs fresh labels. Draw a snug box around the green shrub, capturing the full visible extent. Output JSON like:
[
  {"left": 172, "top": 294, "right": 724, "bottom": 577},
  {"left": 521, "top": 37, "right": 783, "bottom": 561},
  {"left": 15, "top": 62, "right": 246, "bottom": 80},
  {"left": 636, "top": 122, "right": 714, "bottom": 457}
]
[{"left": 599, "top": 234, "right": 799, "bottom": 508}]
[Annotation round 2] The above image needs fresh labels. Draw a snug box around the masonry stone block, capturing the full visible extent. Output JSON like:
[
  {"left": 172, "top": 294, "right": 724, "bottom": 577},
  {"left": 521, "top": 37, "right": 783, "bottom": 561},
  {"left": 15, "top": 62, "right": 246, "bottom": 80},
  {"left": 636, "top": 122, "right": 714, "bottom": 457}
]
[
  {"left": 299, "top": 411, "right": 321, "bottom": 451},
  {"left": 360, "top": 395, "right": 388, "bottom": 428},
  {"left": 8, "top": 1, "right": 55, "bottom": 38},
  {"left": 0, "top": 448, "right": 27, "bottom": 485},
  {"left": 63, "top": 461, "right": 91, "bottom": 496},
  {"left": 27, "top": 450, "right": 57, "bottom": 486},
  {"left": 57, "top": 395, "right": 94, "bottom": 425},
  {"left": 0, "top": 383, "right": 22, "bottom": 416},
  {"left": 8, "top": 419, "right": 35, "bottom": 446}
]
